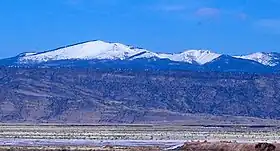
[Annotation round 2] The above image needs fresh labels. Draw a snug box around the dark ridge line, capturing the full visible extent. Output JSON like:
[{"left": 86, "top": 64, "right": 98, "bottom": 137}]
[{"left": 127, "top": 51, "right": 148, "bottom": 59}]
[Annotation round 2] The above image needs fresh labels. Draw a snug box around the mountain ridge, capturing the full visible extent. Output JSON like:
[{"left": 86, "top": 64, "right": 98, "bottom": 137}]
[
  {"left": 1, "top": 67, "right": 280, "bottom": 124},
  {"left": 1, "top": 40, "right": 280, "bottom": 73},
  {"left": 17, "top": 40, "right": 221, "bottom": 64}
]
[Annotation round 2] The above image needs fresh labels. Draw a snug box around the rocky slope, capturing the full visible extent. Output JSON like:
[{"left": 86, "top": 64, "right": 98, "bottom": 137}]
[{"left": 1, "top": 67, "right": 280, "bottom": 123}]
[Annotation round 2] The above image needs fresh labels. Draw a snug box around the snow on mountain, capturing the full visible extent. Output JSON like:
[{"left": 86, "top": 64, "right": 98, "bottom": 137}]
[
  {"left": 20, "top": 40, "right": 150, "bottom": 63},
  {"left": 132, "top": 49, "right": 221, "bottom": 64},
  {"left": 177, "top": 50, "right": 221, "bottom": 64},
  {"left": 234, "top": 52, "right": 280, "bottom": 66},
  {"left": 19, "top": 40, "right": 220, "bottom": 65},
  {"left": 4, "top": 40, "right": 280, "bottom": 73},
  {"left": 156, "top": 50, "right": 221, "bottom": 64},
  {"left": 129, "top": 51, "right": 159, "bottom": 60}
]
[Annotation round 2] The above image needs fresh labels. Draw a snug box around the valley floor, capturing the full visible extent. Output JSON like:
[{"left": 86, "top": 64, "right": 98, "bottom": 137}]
[{"left": 0, "top": 124, "right": 279, "bottom": 150}]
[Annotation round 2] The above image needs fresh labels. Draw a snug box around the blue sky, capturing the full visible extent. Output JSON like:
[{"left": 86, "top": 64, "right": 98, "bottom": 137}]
[{"left": 0, "top": 0, "right": 280, "bottom": 58}]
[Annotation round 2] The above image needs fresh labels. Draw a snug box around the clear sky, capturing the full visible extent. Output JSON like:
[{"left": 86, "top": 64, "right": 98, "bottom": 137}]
[{"left": 0, "top": 0, "right": 280, "bottom": 58}]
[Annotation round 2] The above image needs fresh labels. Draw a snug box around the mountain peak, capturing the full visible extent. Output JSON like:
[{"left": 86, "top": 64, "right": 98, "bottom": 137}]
[
  {"left": 8, "top": 40, "right": 280, "bottom": 68},
  {"left": 234, "top": 52, "right": 280, "bottom": 66},
  {"left": 183, "top": 49, "right": 212, "bottom": 54},
  {"left": 180, "top": 49, "right": 221, "bottom": 65},
  {"left": 19, "top": 40, "right": 149, "bottom": 63},
  {"left": 16, "top": 41, "right": 222, "bottom": 65}
]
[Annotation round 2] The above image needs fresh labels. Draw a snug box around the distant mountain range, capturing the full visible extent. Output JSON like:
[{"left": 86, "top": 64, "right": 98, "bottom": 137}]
[
  {"left": 1, "top": 40, "right": 280, "bottom": 73},
  {"left": 1, "top": 41, "right": 280, "bottom": 124}
]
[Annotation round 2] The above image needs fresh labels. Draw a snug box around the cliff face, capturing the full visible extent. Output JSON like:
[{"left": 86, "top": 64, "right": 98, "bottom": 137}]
[{"left": 0, "top": 67, "right": 280, "bottom": 123}]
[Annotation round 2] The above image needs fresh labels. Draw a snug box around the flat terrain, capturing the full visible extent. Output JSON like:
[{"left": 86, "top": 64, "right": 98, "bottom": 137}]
[{"left": 0, "top": 124, "right": 279, "bottom": 150}]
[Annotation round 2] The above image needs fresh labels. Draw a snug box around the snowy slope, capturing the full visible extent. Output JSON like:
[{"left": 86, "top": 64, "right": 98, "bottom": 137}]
[
  {"left": 20, "top": 40, "right": 150, "bottom": 63},
  {"left": 175, "top": 50, "right": 220, "bottom": 64},
  {"left": 19, "top": 40, "right": 221, "bottom": 65},
  {"left": 2, "top": 40, "right": 280, "bottom": 73},
  {"left": 234, "top": 52, "right": 280, "bottom": 66},
  {"left": 204, "top": 55, "right": 272, "bottom": 73},
  {"left": 155, "top": 50, "right": 221, "bottom": 64}
]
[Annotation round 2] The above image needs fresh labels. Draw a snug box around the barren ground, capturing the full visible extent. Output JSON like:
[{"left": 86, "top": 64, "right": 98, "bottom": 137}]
[{"left": 0, "top": 124, "right": 278, "bottom": 150}]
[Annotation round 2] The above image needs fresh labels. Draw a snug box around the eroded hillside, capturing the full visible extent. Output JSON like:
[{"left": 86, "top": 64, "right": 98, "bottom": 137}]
[{"left": 0, "top": 67, "right": 280, "bottom": 123}]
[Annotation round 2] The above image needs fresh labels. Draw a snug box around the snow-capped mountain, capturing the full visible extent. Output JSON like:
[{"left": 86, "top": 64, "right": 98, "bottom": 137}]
[
  {"left": 205, "top": 55, "right": 272, "bottom": 72},
  {"left": 18, "top": 40, "right": 221, "bottom": 65},
  {"left": 1, "top": 40, "right": 279, "bottom": 73},
  {"left": 234, "top": 52, "right": 280, "bottom": 67},
  {"left": 20, "top": 40, "right": 152, "bottom": 63}
]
